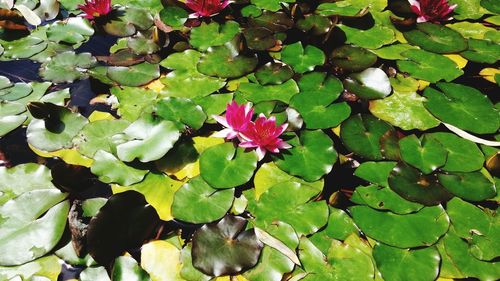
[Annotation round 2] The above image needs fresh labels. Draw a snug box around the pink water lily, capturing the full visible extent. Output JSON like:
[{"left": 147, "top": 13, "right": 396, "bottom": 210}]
[
  {"left": 408, "top": 0, "right": 457, "bottom": 23},
  {"left": 186, "top": 0, "right": 230, "bottom": 18},
  {"left": 212, "top": 101, "right": 253, "bottom": 140},
  {"left": 78, "top": 0, "right": 112, "bottom": 20},
  {"left": 239, "top": 114, "right": 291, "bottom": 161}
]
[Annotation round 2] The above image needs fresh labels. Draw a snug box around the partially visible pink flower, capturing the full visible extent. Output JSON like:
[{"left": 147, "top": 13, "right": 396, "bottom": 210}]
[
  {"left": 213, "top": 101, "right": 253, "bottom": 140},
  {"left": 408, "top": 0, "right": 457, "bottom": 23},
  {"left": 78, "top": 0, "right": 112, "bottom": 20},
  {"left": 186, "top": 0, "right": 230, "bottom": 18},
  {"left": 239, "top": 114, "right": 291, "bottom": 161}
]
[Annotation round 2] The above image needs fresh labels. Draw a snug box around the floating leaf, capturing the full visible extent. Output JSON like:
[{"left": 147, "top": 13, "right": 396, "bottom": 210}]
[
  {"left": 190, "top": 21, "right": 240, "bottom": 51},
  {"left": 254, "top": 63, "right": 294, "bottom": 85},
  {"left": 403, "top": 23, "right": 468, "bottom": 54},
  {"left": 340, "top": 24, "right": 395, "bottom": 49},
  {"left": 107, "top": 63, "right": 160, "bottom": 87},
  {"left": 159, "top": 6, "right": 188, "bottom": 27},
  {"left": 112, "top": 256, "right": 151, "bottom": 281},
  {"left": 200, "top": 143, "right": 258, "bottom": 189},
  {"left": 439, "top": 171, "right": 496, "bottom": 201},
  {"left": 351, "top": 205, "right": 450, "bottom": 248},
  {"left": 397, "top": 49, "right": 463, "bottom": 83},
  {"left": 351, "top": 184, "right": 424, "bottom": 215},
  {"left": 281, "top": 42, "right": 325, "bottom": 74},
  {"left": 236, "top": 79, "right": 300, "bottom": 104},
  {"left": 39, "top": 51, "right": 96, "bottom": 83},
  {"left": 172, "top": 176, "right": 234, "bottom": 224},
  {"left": 399, "top": 134, "right": 448, "bottom": 174},
  {"left": 331, "top": 45, "right": 378, "bottom": 72},
  {"left": 461, "top": 38, "right": 500, "bottom": 64},
  {"left": 192, "top": 215, "right": 263, "bottom": 276},
  {"left": 141, "top": 240, "right": 183, "bottom": 281},
  {"left": 248, "top": 182, "right": 328, "bottom": 236},
  {"left": 198, "top": 45, "right": 258, "bottom": 79},
  {"left": 90, "top": 150, "right": 148, "bottom": 186},
  {"left": 156, "top": 97, "right": 207, "bottom": 130},
  {"left": 273, "top": 130, "right": 336, "bottom": 181},
  {"left": 46, "top": 17, "right": 94, "bottom": 45},
  {"left": 343, "top": 68, "right": 392, "bottom": 100}
]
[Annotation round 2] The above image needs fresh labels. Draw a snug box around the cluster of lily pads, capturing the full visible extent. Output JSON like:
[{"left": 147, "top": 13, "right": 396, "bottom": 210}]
[{"left": 0, "top": 0, "right": 499, "bottom": 280}]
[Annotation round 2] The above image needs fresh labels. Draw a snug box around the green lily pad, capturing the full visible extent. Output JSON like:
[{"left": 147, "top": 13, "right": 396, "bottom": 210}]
[
  {"left": 159, "top": 6, "right": 188, "bottom": 27},
  {"left": 351, "top": 184, "right": 424, "bottom": 215},
  {"left": 243, "top": 222, "right": 299, "bottom": 281},
  {"left": 26, "top": 103, "right": 88, "bottom": 152},
  {"left": 112, "top": 256, "right": 151, "bottom": 281},
  {"left": 397, "top": 49, "right": 463, "bottom": 83},
  {"left": 439, "top": 231, "right": 500, "bottom": 280},
  {"left": 255, "top": 62, "right": 294, "bottom": 85},
  {"left": 115, "top": 114, "right": 181, "bottom": 163},
  {"left": 198, "top": 45, "right": 258, "bottom": 79},
  {"left": 330, "top": 45, "right": 378, "bottom": 73},
  {"left": 354, "top": 161, "right": 397, "bottom": 188},
  {"left": 399, "top": 134, "right": 448, "bottom": 174},
  {"left": 340, "top": 24, "right": 395, "bottom": 49},
  {"left": 46, "top": 17, "right": 94, "bottom": 45},
  {"left": 180, "top": 244, "right": 211, "bottom": 281},
  {"left": 247, "top": 181, "right": 329, "bottom": 235},
  {"left": 243, "top": 27, "right": 277, "bottom": 51},
  {"left": 0, "top": 83, "right": 32, "bottom": 101},
  {"left": 39, "top": 51, "right": 96, "bottom": 83},
  {"left": 343, "top": 68, "right": 392, "bottom": 100},
  {"left": 192, "top": 215, "right": 263, "bottom": 276},
  {"left": 236, "top": 79, "right": 299, "bottom": 104},
  {"left": 74, "top": 119, "right": 131, "bottom": 158},
  {"left": 317, "top": 1, "right": 368, "bottom": 17},
  {"left": 200, "top": 143, "right": 258, "bottom": 189},
  {"left": 426, "top": 132, "right": 484, "bottom": 172},
  {"left": 273, "top": 130, "right": 337, "bottom": 182},
  {"left": 309, "top": 208, "right": 359, "bottom": 253},
  {"left": 296, "top": 14, "right": 332, "bottom": 35},
  {"left": 90, "top": 150, "right": 148, "bottom": 186},
  {"left": 369, "top": 89, "right": 441, "bottom": 131},
  {"left": 160, "top": 49, "right": 226, "bottom": 99},
  {"left": 351, "top": 205, "right": 450, "bottom": 248},
  {"left": 373, "top": 244, "right": 440, "bottom": 281},
  {"left": 388, "top": 163, "right": 453, "bottom": 206},
  {"left": 403, "top": 23, "right": 468, "bottom": 54},
  {"left": 87, "top": 191, "right": 160, "bottom": 265},
  {"left": 424, "top": 82, "right": 499, "bottom": 134},
  {"left": 281, "top": 42, "right": 325, "bottom": 74},
  {"left": 172, "top": 176, "right": 234, "bottom": 224},
  {"left": 111, "top": 86, "right": 158, "bottom": 121},
  {"left": 449, "top": 0, "right": 487, "bottom": 20},
  {"left": 481, "top": 0, "right": 500, "bottom": 13},
  {"left": 156, "top": 97, "right": 207, "bottom": 130},
  {"left": 447, "top": 197, "right": 499, "bottom": 261},
  {"left": 0, "top": 35, "right": 48, "bottom": 60},
  {"left": 107, "top": 62, "right": 160, "bottom": 87},
  {"left": 340, "top": 114, "right": 394, "bottom": 160},
  {"left": 190, "top": 21, "right": 240, "bottom": 51},
  {"left": 103, "top": 6, "right": 154, "bottom": 37},
  {"left": 195, "top": 93, "right": 234, "bottom": 123},
  {"left": 369, "top": 44, "right": 419, "bottom": 60},
  {"left": 461, "top": 38, "right": 500, "bottom": 64},
  {"left": 127, "top": 36, "right": 160, "bottom": 55},
  {"left": 80, "top": 267, "right": 110, "bottom": 281},
  {"left": 439, "top": 171, "right": 496, "bottom": 201},
  {"left": 249, "top": 11, "right": 294, "bottom": 32},
  {"left": 0, "top": 256, "right": 62, "bottom": 280},
  {"left": 251, "top": 0, "right": 295, "bottom": 12}
]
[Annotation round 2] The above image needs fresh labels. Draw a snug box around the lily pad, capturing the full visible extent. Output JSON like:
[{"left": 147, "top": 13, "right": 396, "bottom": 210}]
[
  {"left": 351, "top": 184, "right": 424, "bottom": 215},
  {"left": 373, "top": 244, "right": 440, "bottom": 281},
  {"left": 160, "top": 50, "right": 226, "bottom": 99},
  {"left": 107, "top": 62, "right": 160, "bottom": 87},
  {"left": 190, "top": 21, "right": 240, "bottom": 51},
  {"left": 172, "top": 176, "right": 234, "bottom": 224},
  {"left": 255, "top": 62, "right": 294, "bottom": 85},
  {"left": 159, "top": 6, "right": 188, "bottom": 27},
  {"left": 112, "top": 256, "right": 151, "bottom": 281},
  {"left": 351, "top": 205, "right": 450, "bottom": 248},
  {"left": 197, "top": 45, "right": 258, "bottom": 79},
  {"left": 354, "top": 161, "right": 397, "bottom": 188},
  {"left": 388, "top": 163, "right": 453, "bottom": 206},
  {"left": 424, "top": 82, "right": 499, "bottom": 134},
  {"left": 200, "top": 143, "right": 258, "bottom": 189},
  {"left": 281, "top": 42, "right": 325, "bottom": 74},
  {"left": 461, "top": 38, "right": 500, "bottom": 64},
  {"left": 115, "top": 114, "right": 181, "bottom": 163},
  {"left": 439, "top": 171, "right": 496, "bottom": 201},
  {"left": 39, "top": 51, "right": 96, "bottom": 83},
  {"left": 90, "top": 150, "right": 148, "bottom": 186},
  {"left": 403, "top": 23, "right": 468, "bottom": 54},
  {"left": 397, "top": 49, "right": 464, "bottom": 83},
  {"left": 103, "top": 6, "right": 154, "bottom": 37},
  {"left": 192, "top": 215, "right": 263, "bottom": 276},
  {"left": 343, "top": 68, "right": 392, "bottom": 100},
  {"left": 330, "top": 45, "right": 378, "bottom": 72},
  {"left": 247, "top": 181, "right": 329, "bottom": 236},
  {"left": 26, "top": 103, "right": 88, "bottom": 152},
  {"left": 399, "top": 134, "right": 448, "bottom": 174},
  {"left": 273, "top": 130, "right": 337, "bottom": 182},
  {"left": 243, "top": 27, "right": 277, "bottom": 51},
  {"left": 251, "top": 0, "right": 295, "bottom": 12},
  {"left": 74, "top": 119, "right": 131, "bottom": 158},
  {"left": 46, "top": 17, "right": 94, "bottom": 45},
  {"left": 317, "top": 1, "right": 368, "bottom": 17},
  {"left": 156, "top": 97, "right": 207, "bottom": 130},
  {"left": 236, "top": 79, "right": 300, "bottom": 104},
  {"left": 339, "top": 24, "right": 395, "bottom": 49},
  {"left": 340, "top": 114, "right": 394, "bottom": 160}
]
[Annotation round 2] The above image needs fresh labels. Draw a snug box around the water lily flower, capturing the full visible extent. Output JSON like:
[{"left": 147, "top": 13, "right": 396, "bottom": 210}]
[
  {"left": 408, "top": 0, "right": 457, "bottom": 23},
  {"left": 213, "top": 101, "right": 254, "bottom": 140},
  {"left": 78, "top": 0, "right": 112, "bottom": 20},
  {"left": 186, "top": 0, "right": 230, "bottom": 18},
  {"left": 239, "top": 114, "right": 291, "bottom": 161}
]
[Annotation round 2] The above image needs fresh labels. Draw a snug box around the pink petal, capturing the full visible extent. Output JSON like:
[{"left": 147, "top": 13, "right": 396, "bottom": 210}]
[
  {"left": 212, "top": 114, "right": 230, "bottom": 128},
  {"left": 277, "top": 141, "right": 292, "bottom": 149},
  {"left": 256, "top": 147, "right": 266, "bottom": 161},
  {"left": 239, "top": 141, "right": 258, "bottom": 148}
]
